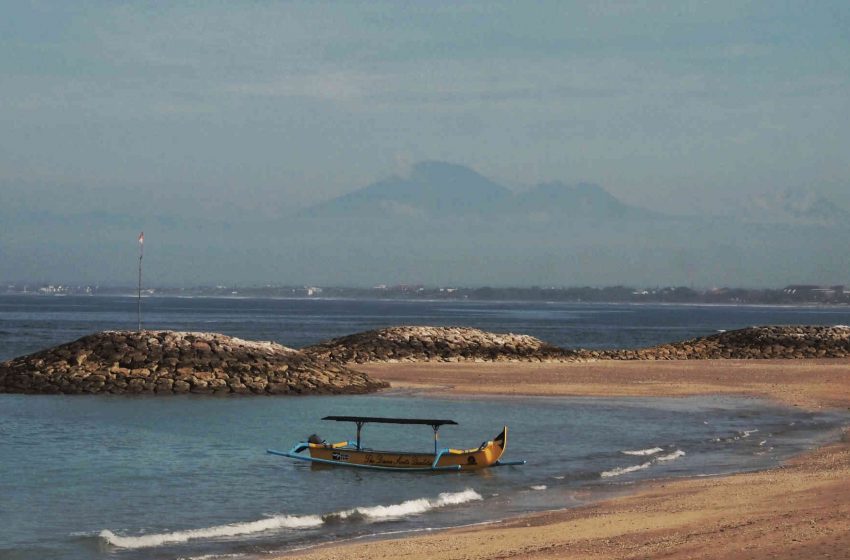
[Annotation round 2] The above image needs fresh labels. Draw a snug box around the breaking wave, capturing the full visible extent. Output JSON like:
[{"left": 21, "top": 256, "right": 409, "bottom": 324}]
[
  {"left": 621, "top": 447, "right": 664, "bottom": 456},
  {"left": 602, "top": 448, "right": 686, "bottom": 477},
  {"left": 332, "top": 489, "right": 482, "bottom": 521},
  {"left": 656, "top": 449, "right": 686, "bottom": 462},
  {"left": 99, "top": 515, "right": 322, "bottom": 549},
  {"left": 101, "top": 489, "right": 482, "bottom": 550},
  {"left": 601, "top": 462, "right": 652, "bottom": 478}
]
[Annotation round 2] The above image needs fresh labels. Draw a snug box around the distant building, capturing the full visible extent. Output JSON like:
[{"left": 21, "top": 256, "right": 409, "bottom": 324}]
[{"left": 783, "top": 285, "right": 845, "bottom": 300}]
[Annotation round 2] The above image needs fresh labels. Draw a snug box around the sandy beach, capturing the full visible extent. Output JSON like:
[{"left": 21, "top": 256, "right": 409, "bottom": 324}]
[{"left": 280, "top": 359, "right": 850, "bottom": 559}]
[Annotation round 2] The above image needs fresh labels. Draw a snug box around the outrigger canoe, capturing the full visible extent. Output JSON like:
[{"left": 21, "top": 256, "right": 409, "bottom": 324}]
[{"left": 267, "top": 416, "right": 525, "bottom": 472}]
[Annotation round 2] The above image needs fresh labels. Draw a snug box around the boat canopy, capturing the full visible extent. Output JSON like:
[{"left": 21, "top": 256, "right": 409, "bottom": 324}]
[{"left": 322, "top": 416, "right": 458, "bottom": 426}]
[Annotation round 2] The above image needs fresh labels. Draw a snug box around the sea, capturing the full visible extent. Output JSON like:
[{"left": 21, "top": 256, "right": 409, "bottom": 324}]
[{"left": 1, "top": 295, "right": 849, "bottom": 560}]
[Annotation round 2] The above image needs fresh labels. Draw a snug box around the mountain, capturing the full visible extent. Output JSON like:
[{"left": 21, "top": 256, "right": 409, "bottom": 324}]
[
  {"left": 5, "top": 162, "right": 849, "bottom": 286},
  {"left": 305, "top": 162, "right": 655, "bottom": 221},
  {"left": 512, "top": 181, "right": 658, "bottom": 221},
  {"left": 305, "top": 161, "right": 513, "bottom": 219}
]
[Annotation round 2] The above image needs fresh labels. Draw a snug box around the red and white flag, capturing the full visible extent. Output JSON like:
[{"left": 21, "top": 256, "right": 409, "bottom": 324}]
[{"left": 138, "top": 232, "right": 144, "bottom": 245}]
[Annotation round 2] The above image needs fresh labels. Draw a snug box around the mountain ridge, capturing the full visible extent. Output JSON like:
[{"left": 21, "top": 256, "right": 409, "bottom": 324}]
[{"left": 304, "top": 161, "right": 655, "bottom": 221}]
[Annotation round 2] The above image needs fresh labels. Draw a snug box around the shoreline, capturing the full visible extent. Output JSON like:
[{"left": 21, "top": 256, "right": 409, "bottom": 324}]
[
  {"left": 362, "top": 359, "right": 850, "bottom": 410},
  {"left": 276, "top": 359, "right": 850, "bottom": 559}
]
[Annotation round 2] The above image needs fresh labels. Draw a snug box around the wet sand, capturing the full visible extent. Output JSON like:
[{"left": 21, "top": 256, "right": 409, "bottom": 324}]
[{"left": 281, "top": 360, "right": 850, "bottom": 560}]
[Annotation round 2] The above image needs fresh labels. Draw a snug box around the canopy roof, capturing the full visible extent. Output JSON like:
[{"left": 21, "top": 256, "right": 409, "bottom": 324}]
[{"left": 322, "top": 415, "right": 458, "bottom": 426}]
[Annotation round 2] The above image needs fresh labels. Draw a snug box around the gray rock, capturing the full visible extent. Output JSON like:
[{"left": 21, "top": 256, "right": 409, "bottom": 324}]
[{"left": 0, "top": 330, "right": 388, "bottom": 396}]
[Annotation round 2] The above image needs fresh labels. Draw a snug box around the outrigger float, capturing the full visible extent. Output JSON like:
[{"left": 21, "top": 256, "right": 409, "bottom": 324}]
[{"left": 267, "top": 416, "right": 526, "bottom": 472}]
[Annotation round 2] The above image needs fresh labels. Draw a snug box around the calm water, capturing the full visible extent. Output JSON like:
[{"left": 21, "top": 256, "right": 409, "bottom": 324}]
[
  {"left": 2, "top": 294, "right": 850, "bottom": 361},
  {"left": 2, "top": 295, "right": 850, "bottom": 560}
]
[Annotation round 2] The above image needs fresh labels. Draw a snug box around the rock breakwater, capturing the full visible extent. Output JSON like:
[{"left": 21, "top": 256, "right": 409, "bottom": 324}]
[
  {"left": 586, "top": 325, "right": 850, "bottom": 361},
  {"left": 0, "top": 331, "right": 388, "bottom": 395},
  {"left": 3, "top": 325, "right": 846, "bottom": 395},
  {"left": 303, "top": 326, "right": 576, "bottom": 363},
  {"left": 304, "top": 325, "right": 850, "bottom": 365}
]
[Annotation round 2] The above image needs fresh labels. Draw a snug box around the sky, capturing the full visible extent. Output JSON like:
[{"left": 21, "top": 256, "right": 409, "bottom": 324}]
[{"left": 1, "top": 1, "right": 849, "bottom": 285}]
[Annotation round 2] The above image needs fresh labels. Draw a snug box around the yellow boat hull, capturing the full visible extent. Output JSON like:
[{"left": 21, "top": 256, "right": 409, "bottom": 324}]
[{"left": 307, "top": 426, "right": 508, "bottom": 471}]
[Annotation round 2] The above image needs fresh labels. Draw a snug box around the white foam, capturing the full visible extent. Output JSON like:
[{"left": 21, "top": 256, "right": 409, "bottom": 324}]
[
  {"left": 741, "top": 429, "right": 759, "bottom": 438},
  {"left": 621, "top": 447, "right": 664, "bottom": 456},
  {"left": 336, "top": 489, "right": 482, "bottom": 522},
  {"left": 601, "top": 462, "right": 652, "bottom": 478},
  {"left": 552, "top": 475, "right": 565, "bottom": 480},
  {"left": 100, "top": 514, "right": 322, "bottom": 549},
  {"left": 102, "top": 489, "right": 481, "bottom": 549},
  {"left": 656, "top": 449, "right": 686, "bottom": 462},
  {"left": 180, "top": 554, "right": 244, "bottom": 560},
  {"left": 530, "top": 485, "right": 547, "bottom": 490},
  {"left": 759, "top": 440, "right": 767, "bottom": 446}
]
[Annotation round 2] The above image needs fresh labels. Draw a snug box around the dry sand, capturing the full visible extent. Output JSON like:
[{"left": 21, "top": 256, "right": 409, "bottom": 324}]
[{"left": 280, "top": 360, "right": 850, "bottom": 560}]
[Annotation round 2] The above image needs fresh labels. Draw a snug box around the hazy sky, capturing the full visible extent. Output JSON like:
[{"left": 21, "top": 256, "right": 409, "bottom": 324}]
[{"left": 3, "top": 1, "right": 849, "bottom": 215}]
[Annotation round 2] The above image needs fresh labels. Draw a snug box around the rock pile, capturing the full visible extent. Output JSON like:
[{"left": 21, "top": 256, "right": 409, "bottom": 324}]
[
  {"left": 304, "top": 325, "right": 850, "bottom": 365},
  {"left": 3, "top": 325, "right": 846, "bottom": 396},
  {"left": 0, "top": 331, "right": 388, "bottom": 395},
  {"left": 581, "top": 325, "right": 850, "bottom": 361},
  {"left": 303, "top": 326, "right": 576, "bottom": 364}
]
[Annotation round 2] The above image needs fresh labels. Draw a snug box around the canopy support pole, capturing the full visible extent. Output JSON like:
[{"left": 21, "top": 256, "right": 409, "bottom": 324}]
[
  {"left": 432, "top": 424, "right": 440, "bottom": 454},
  {"left": 356, "top": 421, "right": 364, "bottom": 450}
]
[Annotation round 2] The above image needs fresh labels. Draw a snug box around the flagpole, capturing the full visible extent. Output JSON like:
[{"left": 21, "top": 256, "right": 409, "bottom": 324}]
[{"left": 137, "top": 232, "right": 144, "bottom": 332}]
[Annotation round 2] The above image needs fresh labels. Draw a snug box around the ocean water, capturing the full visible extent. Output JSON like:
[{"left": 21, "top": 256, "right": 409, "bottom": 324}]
[
  {"left": 2, "top": 294, "right": 850, "bottom": 361},
  {"left": 2, "top": 295, "right": 850, "bottom": 560},
  {"left": 1, "top": 393, "right": 846, "bottom": 560}
]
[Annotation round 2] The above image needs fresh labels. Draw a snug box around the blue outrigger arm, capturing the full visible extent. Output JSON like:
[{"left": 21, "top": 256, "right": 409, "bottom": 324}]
[
  {"left": 267, "top": 444, "right": 464, "bottom": 472},
  {"left": 266, "top": 443, "right": 526, "bottom": 472}
]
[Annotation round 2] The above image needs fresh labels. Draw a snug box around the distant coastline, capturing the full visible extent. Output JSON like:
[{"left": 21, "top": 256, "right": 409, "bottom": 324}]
[{"left": 3, "top": 283, "right": 849, "bottom": 305}]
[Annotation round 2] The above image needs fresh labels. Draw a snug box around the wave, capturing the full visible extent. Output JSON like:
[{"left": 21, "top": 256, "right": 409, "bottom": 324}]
[
  {"left": 656, "top": 449, "right": 686, "bottom": 462},
  {"left": 181, "top": 554, "right": 245, "bottom": 560},
  {"left": 621, "top": 447, "right": 664, "bottom": 456},
  {"left": 601, "top": 462, "right": 652, "bottom": 478},
  {"left": 100, "top": 489, "right": 481, "bottom": 550},
  {"left": 602, "top": 448, "right": 686, "bottom": 478},
  {"left": 100, "top": 515, "right": 322, "bottom": 549},
  {"left": 333, "top": 489, "right": 482, "bottom": 521},
  {"left": 530, "top": 485, "right": 547, "bottom": 490}
]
